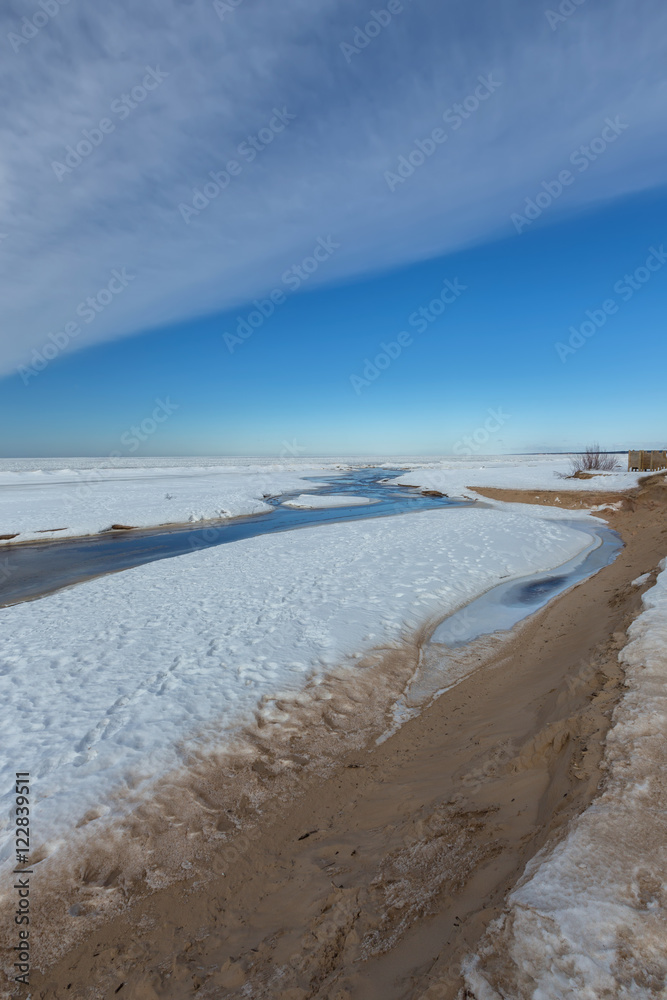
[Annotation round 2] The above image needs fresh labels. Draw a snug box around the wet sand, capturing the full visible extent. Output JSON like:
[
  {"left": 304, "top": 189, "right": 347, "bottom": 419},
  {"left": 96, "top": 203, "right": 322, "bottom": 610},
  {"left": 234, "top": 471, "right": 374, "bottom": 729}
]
[{"left": 25, "top": 475, "right": 667, "bottom": 999}]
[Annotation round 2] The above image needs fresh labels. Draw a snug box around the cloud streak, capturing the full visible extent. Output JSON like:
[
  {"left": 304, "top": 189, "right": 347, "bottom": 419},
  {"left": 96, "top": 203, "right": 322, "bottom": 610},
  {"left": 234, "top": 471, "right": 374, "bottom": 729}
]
[{"left": 1, "top": 0, "right": 666, "bottom": 377}]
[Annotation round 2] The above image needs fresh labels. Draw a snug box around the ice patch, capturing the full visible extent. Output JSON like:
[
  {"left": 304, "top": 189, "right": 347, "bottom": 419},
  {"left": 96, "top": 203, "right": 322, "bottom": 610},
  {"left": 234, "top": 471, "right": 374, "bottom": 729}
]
[{"left": 281, "top": 494, "right": 376, "bottom": 509}]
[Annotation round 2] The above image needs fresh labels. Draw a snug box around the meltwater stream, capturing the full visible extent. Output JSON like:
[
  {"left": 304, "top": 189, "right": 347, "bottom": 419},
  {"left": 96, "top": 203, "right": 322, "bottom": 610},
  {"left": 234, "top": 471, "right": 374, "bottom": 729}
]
[{"left": 0, "top": 467, "right": 471, "bottom": 607}]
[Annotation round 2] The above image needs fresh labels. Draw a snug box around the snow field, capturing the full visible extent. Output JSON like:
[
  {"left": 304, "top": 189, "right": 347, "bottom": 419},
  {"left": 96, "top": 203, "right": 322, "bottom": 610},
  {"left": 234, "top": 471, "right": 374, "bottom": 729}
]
[
  {"left": 0, "top": 506, "right": 594, "bottom": 870},
  {"left": 390, "top": 456, "right": 641, "bottom": 499},
  {"left": 0, "top": 465, "right": 329, "bottom": 542}
]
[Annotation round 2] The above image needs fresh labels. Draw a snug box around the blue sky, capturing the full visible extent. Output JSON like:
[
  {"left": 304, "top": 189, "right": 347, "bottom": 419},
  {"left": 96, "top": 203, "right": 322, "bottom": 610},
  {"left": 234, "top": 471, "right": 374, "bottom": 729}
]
[{"left": 1, "top": 0, "right": 665, "bottom": 456}]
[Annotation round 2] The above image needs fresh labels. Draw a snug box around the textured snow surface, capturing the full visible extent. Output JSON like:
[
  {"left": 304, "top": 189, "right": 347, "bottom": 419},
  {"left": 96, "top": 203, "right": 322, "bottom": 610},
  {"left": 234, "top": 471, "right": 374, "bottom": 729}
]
[
  {"left": 0, "top": 506, "right": 593, "bottom": 867},
  {"left": 464, "top": 559, "right": 667, "bottom": 999}
]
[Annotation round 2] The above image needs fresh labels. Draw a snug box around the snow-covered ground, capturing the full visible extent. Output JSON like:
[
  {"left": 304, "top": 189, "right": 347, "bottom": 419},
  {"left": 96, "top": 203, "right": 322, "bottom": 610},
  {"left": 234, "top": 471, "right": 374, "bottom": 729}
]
[
  {"left": 0, "top": 464, "right": 331, "bottom": 542},
  {"left": 464, "top": 559, "right": 667, "bottom": 999},
  {"left": 390, "top": 456, "right": 641, "bottom": 499},
  {"left": 282, "top": 494, "right": 376, "bottom": 508},
  {"left": 0, "top": 454, "right": 639, "bottom": 542},
  {"left": 0, "top": 505, "right": 597, "bottom": 870}
]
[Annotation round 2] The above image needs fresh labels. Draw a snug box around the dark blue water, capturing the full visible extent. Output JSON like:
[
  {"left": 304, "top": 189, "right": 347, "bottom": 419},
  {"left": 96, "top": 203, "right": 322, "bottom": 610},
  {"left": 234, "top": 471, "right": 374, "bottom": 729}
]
[
  {"left": 513, "top": 574, "right": 570, "bottom": 605},
  {"left": 0, "top": 468, "right": 474, "bottom": 607}
]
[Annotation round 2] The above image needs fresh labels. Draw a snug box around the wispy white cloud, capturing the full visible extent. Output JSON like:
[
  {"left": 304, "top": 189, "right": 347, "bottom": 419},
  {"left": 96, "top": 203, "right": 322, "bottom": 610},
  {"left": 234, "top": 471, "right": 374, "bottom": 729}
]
[{"left": 1, "top": 0, "right": 666, "bottom": 376}]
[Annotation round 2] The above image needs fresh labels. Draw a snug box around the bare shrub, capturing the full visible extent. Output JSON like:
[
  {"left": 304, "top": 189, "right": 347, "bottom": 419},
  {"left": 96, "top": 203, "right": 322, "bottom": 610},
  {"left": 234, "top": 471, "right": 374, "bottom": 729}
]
[{"left": 569, "top": 444, "right": 620, "bottom": 475}]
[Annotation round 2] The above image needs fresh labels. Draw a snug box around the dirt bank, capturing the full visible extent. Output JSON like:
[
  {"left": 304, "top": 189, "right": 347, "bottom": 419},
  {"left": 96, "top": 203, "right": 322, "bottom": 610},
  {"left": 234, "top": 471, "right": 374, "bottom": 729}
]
[{"left": 28, "top": 476, "right": 667, "bottom": 1000}]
